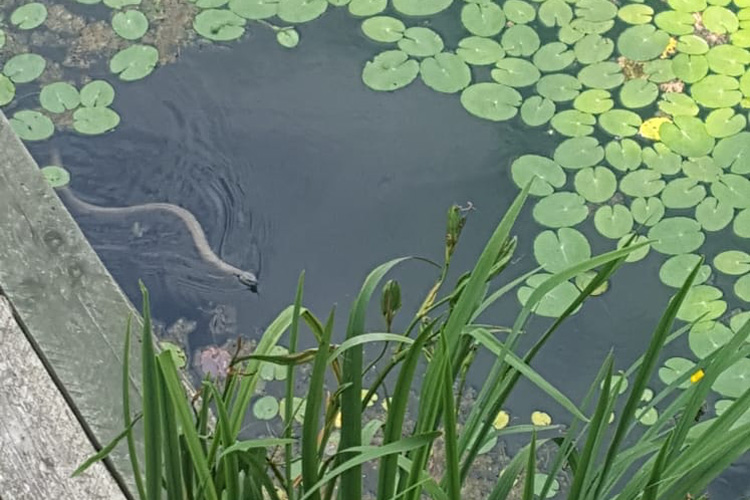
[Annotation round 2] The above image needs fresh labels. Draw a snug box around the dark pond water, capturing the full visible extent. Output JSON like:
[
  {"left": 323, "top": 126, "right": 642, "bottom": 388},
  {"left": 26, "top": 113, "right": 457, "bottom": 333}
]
[{"left": 26, "top": 7, "right": 749, "bottom": 498}]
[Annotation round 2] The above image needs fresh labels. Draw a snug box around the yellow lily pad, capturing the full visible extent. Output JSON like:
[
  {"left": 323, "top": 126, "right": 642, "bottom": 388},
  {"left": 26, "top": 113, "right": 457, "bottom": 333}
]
[{"left": 639, "top": 116, "right": 671, "bottom": 140}]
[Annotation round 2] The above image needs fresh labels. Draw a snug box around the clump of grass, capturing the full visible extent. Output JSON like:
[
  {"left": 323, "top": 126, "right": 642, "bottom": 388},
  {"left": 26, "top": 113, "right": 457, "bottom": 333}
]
[{"left": 77, "top": 182, "right": 750, "bottom": 500}]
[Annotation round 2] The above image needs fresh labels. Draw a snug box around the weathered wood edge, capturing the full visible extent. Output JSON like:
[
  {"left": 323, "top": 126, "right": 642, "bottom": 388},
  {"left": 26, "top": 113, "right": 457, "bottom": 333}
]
[{"left": 0, "top": 110, "right": 142, "bottom": 494}]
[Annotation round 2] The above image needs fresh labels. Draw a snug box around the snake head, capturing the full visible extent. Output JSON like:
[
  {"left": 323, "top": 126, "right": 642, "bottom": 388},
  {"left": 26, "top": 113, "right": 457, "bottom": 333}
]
[{"left": 237, "top": 271, "right": 259, "bottom": 293}]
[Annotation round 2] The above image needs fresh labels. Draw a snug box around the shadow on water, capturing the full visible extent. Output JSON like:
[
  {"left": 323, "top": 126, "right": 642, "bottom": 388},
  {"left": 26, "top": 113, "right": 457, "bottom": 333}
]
[{"left": 26, "top": 8, "right": 750, "bottom": 498}]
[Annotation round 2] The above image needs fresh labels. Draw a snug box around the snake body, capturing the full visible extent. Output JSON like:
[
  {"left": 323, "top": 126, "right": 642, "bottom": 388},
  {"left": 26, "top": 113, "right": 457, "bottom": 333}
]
[{"left": 57, "top": 187, "right": 258, "bottom": 292}]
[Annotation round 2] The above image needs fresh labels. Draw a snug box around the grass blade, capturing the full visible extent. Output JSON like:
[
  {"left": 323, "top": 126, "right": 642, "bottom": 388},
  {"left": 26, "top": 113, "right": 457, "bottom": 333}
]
[
  {"left": 328, "top": 333, "right": 415, "bottom": 363},
  {"left": 522, "top": 431, "right": 537, "bottom": 500},
  {"left": 123, "top": 315, "right": 146, "bottom": 498},
  {"left": 488, "top": 443, "right": 528, "bottom": 500},
  {"left": 286, "top": 271, "right": 305, "bottom": 500},
  {"left": 159, "top": 366, "right": 184, "bottom": 499},
  {"left": 72, "top": 414, "right": 143, "bottom": 477},
  {"left": 642, "top": 431, "right": 672, "bottom": 500},
  {"left": 439, "top": 332, "right": 460, "bottom": 500}
]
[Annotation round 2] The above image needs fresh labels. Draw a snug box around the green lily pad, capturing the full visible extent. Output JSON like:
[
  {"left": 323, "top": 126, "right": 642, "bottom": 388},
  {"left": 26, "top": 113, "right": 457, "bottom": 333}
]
[
  {"left": 659, "top": 253, "right": 711, "bottom": 287},
  {"left": 618, "top": 4, "right": 653, "bottom": 24},
  {"left": 689, "top": 321, "right": 733, "bottom": 358},
  {"left": 554, "top": 136, "right": 603, "bottom": 169},
  {"left": 606, "top": 138, "right": 642, "bottom": 171},
  {"left": 730, "top": 311, "right": 750, "bottom": 332},
  {"left": 661, "top": 178, "right": 706, "bottom": 208},
  {"left": 517, "top": 273, "right": 581, "bottom": 317},
  {"left": 536, "top": 74, "right": 581, "bottom": 101},
  {"left": 511, "top": 154, "right": 566, "bottom": 196},
  {"left": 253, "top": 395, "right": 280, "bottom": 420},
  {"left": 0, "top": 75, "right": 16, "bottom": 107},
  {"left": 733, "top": 29, "right": 750, "bottom": 47},
  {"left": 392, "top": 0, "right": 452, "bottom": 16},
  {"left": 618, "top": 25, "right": 670, "bottom": 61},
  {"left": 534, "top": 473, "right": 560, "bottom": 499},
  {"left": 492, "top": 58, "right": 540, "bottom": 87},
  {"left": 3, "top": 54, "right": 46, "bottom": 84},
  {"left": 80, "top": 80, "right": 115, "bottom": 107},
  {"left": 668, "top": 0, "right": 706, "bottom": 11},
  {"left": 558, "top": 24, "right": 586, "bottom": 45},
  {"left": 578, "top": 61, "right": 624, "bottom": 89},
  {"left": 193, "top": 9, "right": 246, "bottom": 40},
  {"left": 278, "top": 0, "right": 327, "bottom": 22},
  {"left": 460, "top": 82, "right": 521, "bottom": 121},
  {"left": 712, "top": 173, "right": 750, "bottom": 208},
  {"left": 644, "top": 59, "right": 676, "bottom": 82},
  {"left": 398, "top": 27, "right": 444, "bottom": 57},
  {"left": 574, "top": 89, "right": 614, "bottom": 114},
  {"left": 456, "top": 36, "right": 504, "bottom": 65},
  {"left": 196, "top": 0, "right": 229, "bottom": 8},
  {"left": 736, "top": 273, "right": 750, "bottom": 300},
  {"left": 672, "top": 54, "right": 709, "bottom": 83},
  {"left": 595, "top": 205, "right": 633, "bottom": 239},
  {"left": 229, "top": 0, "right": 278, "bottom": 20},
  {"left": 654, "top": 10, "right": 695, "bottom": 35},
  {"left": 659, "top": 357, "right": 695, "bottom": 389},
  {"left": 362, "top": 50, "right": 419, "bottom": 91},
  {"left": 532, "top": 192, "right": 588, "bottom": 227},
  {"left": 677, "top": 34, "right": 710, "bottom": 55},
  {"left": 713, "top": 132, "right": 750, "bottom": 173},
  {"left": 533, "top": 228, "right": 591, "bottom": 272},
  {"left": 40, "top": 82, "right": 80, "bottom": 114},
  {"left": 9, "top": 110, "right": 54, "bottom": 141},
  {"left": 461, "top": 2, "right": 506, "bottom": 37},
  {"left": 41, "top": 166, "right": 71, "bottom": 188},
  {"left": 649, "top": 217, "right": 705, "bottom": 254},
  {"left": 620, "top": 170, "right": 665, "bottom": 197},
  {"left": 504, "top": 0, "right": 536, "bottom": 23},
  {"left": 660, "top": 116, "right": 716, "bottom": 158},
  {"left": 73, "top": 107, "right": 121, "bottom": 135},
  {"left": 617, "top": 233, "right": 651, "bottom": 262},
  {"left": 276, "top": 27, "right": 300, "bottom": 48},
  {"left": 538, "top": 0, "right": 573, "bottom": 27},
  {"left": 348, "top": 0, "right": 386, "bottom": 16},
  {"left": 520, "top": 96, "right": 555, "bottom": 126},
  {"left": 703, "top": 5, "right": 739, "bottom": 33},
  {"left": 0, "top": 29, "right": 5, "bottom": 50},
  {"left": 692, "top": 75, "right": 742, "bottom": 108},
  {"left": 706, "top": 108, "right": 747, "bottom": 138},
  {"left": 619, "top": 79, "right": 659, "bottom": 109},
  {"left": 707, "top": 45, "right": 750, "bottom": 75},
  {"left": 682, "top": 156, "right": 721, "bottom": 182},
  {"left": 105, "top": 0, "right": 143, "bottom": 6},
  {"left": 735, "top": 208, "right": 750, "bottom": 237},
  {"left": 658, "top": 92, "right": 699, "bottom": 117},
  {"left": 533, "top": 42, "right": 574, "bottom": 72},
  {"left": 715, "top": 250, "right": 750, "bottom": 274},
  {"left": 713, "top": 358, "right": 750, "bottom": 397},
  {"left": 575, "top": 270, "right": 610, "bottom": 294},
  {"left": 278, "top": 397, "right": 307, "bottom": 424},
  {"left": 643, "top": 143, "right": 682, "bottom": 175},
  {"left": 11, "top": 3, "right": 47, "bottom": 30},
  {"left": 678, "top": 285, "right": 727, "bottom": 322},
  {"left": 631, "top": 197, "right": 665, "bottom": 226},
  {"left": 501, "top": 24, "right": 540, "bottom": 57},
  {"left": 598, "top": 109, "right": 641, "bottom": 137},
  {"left": 696, "top": 197, "right": 734, "bottom": 230},
  {"left": 112, "top": 10, "right": 149, "bottom": 40},
  {"left": 419, "top": 53, "right": 471, "bottom": 93},
  {"left": 110, "top": 44, "right": 159, "bottom": 80},
  {"left": 575, "top": 0, "right": 617, "bottom": 22},
  {"left": 551, "top": 110, "right": 596, "bottom": 136}
]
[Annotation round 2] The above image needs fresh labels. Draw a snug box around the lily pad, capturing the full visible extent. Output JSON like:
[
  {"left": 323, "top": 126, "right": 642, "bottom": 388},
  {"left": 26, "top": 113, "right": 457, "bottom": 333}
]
[
  {"left": 511, "top": 154, "right": 566, "bottom": 196},
  {"left": 551, "top": 110, "right": 596, "bottom": 136},
  {"left": 618, "top": 4, "right": 653, "bottom": 24},
  {"left": 575, "top": 270, "right": 610, "bottom": 294},
  {"left": 617, "top": 233, "right": 651, "bottom": 262},
  {"left": 461, "top": 2, "right": 506, "bottom": 37},
  {"left": 667, "top": 0, "right": 706, "bottom": 11},
  {"left": 730, "top": 311, "right": 750, "bottom": 332},
  {"left": 538, "top": 0, "right": 573, "bottom": 27},
  {"left": 618, "top": 25, "right": 670, "bottom": 61},
  {"left": 3, "top": 53, "right": 46, "bottom": 84},
  {"left": 460, "top": 82, "right": 521, "bottom": 121},
  {"left": 0, "top": 75, "right": 16, "bottom": 106},
  {"left": 278, "top": 0, "right": 327, "bottom": 22},
  {"left": 659, "top": 357, "right": 695, "bottom": 389},
  {"left": 0, "top": 29, "right": 4, "bottom": 50},
  {"left": 677, "top": 34, "right": 710, "bottom": 55},
  {"left": 533, "top": 42, "right": 575, "bottom": 72},
  {"left": 536, "top": 74, "right": 581, "bottom": 101},
  {"left": 517, "top": 273, "right": 581, "bottom": 317},
  {"left": 40, "top": 166, "right": 70, "bottom": 188},
  {"left": 734, "top": 208, "right": 750, "bottom": 237},
  {"left": 533, "top": 228, "right": 591, "bottom": 272},
  {"left": 660, "top": 116, "right": 716, "bottom": 158},
  {"left": 658, "top": 92, "right": 699, "bottom": 117},
  {"left": 554, "top": 136, "right": 603, "bottom": 169},
  {"left": 707, "top": 45, "right": 750, "bottom": 75},
  {"left": 575, "top": 0, "right": 617, "bottom": 22},
  {"left": 276, "top": 28, "right": 300, "bottom": 48},
  {"left": 689, "top": 321, "right": 733, "bottom": 358},
  {"left": 193, "top": 9, "right": 246, "bottom": 40},
  {"left": 362, "top": 50, "right": 419, "bottom": 91},
  {"left": 504, "top": 0, "right": 536, "bottom": 24},
  {"left": 715, "top": 250, "right": 750, "bottom": 274},
  {"left": 392, "top": 0, "right": 452, "bottom": 16},
  {"left": 348, "top": 0, "right": 386, "bottom": 16},
  {"left": 713, "top": 132, "right": 750, "bottom": 173},
  {"left": 491, "top": 58, "right": 540, "bottom": 87},
  {"left": 110, "top": 44, "right": 159, "bottom": 80},
  {"left": 578, "top": 61, "right": 624, "bottom": 89},
  {"left": 648, "top": 217, "right": 705, "bottom": 254},
  {"left": 520, "top": 96, "right": 555, "bottom": 126},
  {"left": 672, "top": 54, "right": 709, "bottom": 83},
  {"left": 196, "top": 0, "right": 229, "bottom": 7},
  {"left": 112, "top": 10, "right": 149, "bottom": 40},
  {"left": 253, "top": 395, "right": 280, "bottom": 420},
  {"left": 278, "top": 397, "right": 307, "bottom": 424},
  {"left": 644, "top": 59, "right": 676, "bottom": 82},
  {"left": 695, "top": 197, "right": 734, "bottom": 230},
  {"left": 683, "top": 156, "right": 721, "bottom": 182},
  {"left": 692, "top": 75, "right": 742, "bottom": 108},
  {"left": 456, "top": 36, "right": 504, "bottom": 65},
  {"left": 703, "top": 5, "right": 740, "bottom": 33},
  {"left": 104, "top": 0, "right": 142, "bottom": 5},
  {"left": 661, "top": 178, "right": 706, "bottom": 208},
  {"left": 654, "top": 10, "right": 695, "bottom": 35},
  {"left": 643, "top": 143, "right": 681, "bottom": 175},
  {"left": 706, "top": 108, "right": 747, "bottom": 138},
  {"left": 559, "top": 24, "right": 586, "bottom": 45},
  {"left": 40, "top": 82, "right": 80, "bottom": 114},
  {"left": 11, "top": 3, "right": 47, "bottom": 30},
  {"left": 534, "top": 473, "right": 560, "bottom": 499},
  {"left": 398, "top": 28, "right": 444, "bottom": 57},
  {"left": 599, "top": 109, "right": 641, "bottom": 137},
  {"left": 9, "top": 110, "right": 54, "bottom": 141},
  {"left": 631, "top": 197, "right": 665, "bottom": 226},
  {"left": 532, "top": 192, "right": 588, "bottom": 227},
  {"left": 595, "top": 205, "right": 633, "bottom": 239},
  {"left": 80, "top": 80, "right": 115, "bottom": 107},
  {"left": 678, "top": 285, "right": 726, "bottom": 322},
  {"left": 229, "top": 0, "right": 278, "bottom": 19},
  {"left": 606, "top": 139, "right": 642, "bottom": 171},
  {"left": 620, "top": 170, "right": 665, "bottom": 197},
  {"left": 619, "top": 79, "right": 659, "bottom": 109},
  {"left": 713, "top": 358, "right": 750, "bottom": 397},
  {"left": 501, "top": 24, "right": 540, "bottom": 57},
  {"left": 574, "top": 89, "right": 614, "bottom": 114},
  {"left": 73, "top": 107, "right": 121, "bottom": 135},
  {"left": 712, "top": 173, "right": 750, "bottom": 208},
  {"left": 735, "top": 273, "right": 750, "bottom": 300},
  {"left": 659, "top": 253, "right": 711, "bottom": 287},
  {"left": 419, "top": 53, "right": 471, "bottom": 93}
]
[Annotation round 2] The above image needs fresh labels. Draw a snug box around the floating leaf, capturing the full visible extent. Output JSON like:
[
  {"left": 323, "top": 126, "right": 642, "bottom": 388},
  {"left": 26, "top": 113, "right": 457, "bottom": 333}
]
[
  {"left": 735, "top": 273, "right": 750, "bottom": 301},
  {"left": 594, "top": 205, "right": 633, "bottom": 239},
  {"left": 578, "top": 61, "right": 624, "bottom": 89},
  {"left": 533, "top": 228, "right": 591, "bottom": 272},
  {"left": 576, "top": 0, "right": 617, "bottom": 22},
  {"left": 706, "top": 108, "right": 747, "bottom": 138},
  {"left": 392, "top": 0, "right": 452, "bottom": 16},
  {"left": 73, "top": 107, "right": 121, "bottom": 135},
  {"left": 398, "top": 27, "right": 443, "bottom": 57},
  {"left": 461, "top": 2, "right": 506, "bottom": 37},
  {"left": 559, "top": 24, "right": 586, "bottom": 45},
  {"left": 533, "top": 42, "right": 574, "bottom": 72},
  {"left": 715, "top": 250, "right": 750, "bottom": 275},
  {"left": 193, "top": 9, "right": 246, "bottom": 40},
  {"left": 501, "top": 24, "right": 540, "bottom": 57},
  {"left": 0, "top": 75, "right": 16, "bottom": 106},
  {"left": 606, "top": 138, "right": 642, "bottom": 171},
  {"left": 110, "top": 44, "right": 159, "bottom": 80},
  {"left": 713, "top": 132, "right": 750, "bottom": 173},
  {"left": 730, "top": 311, "right": 750, "bottom": 333},
  {"left": 618, "top": 4, "right": 653, "bottom": 24},
  {"left": 689, "top": 322, "right": 733, "bottom": 358},
  {"left": 658, "top": 92, "right": 699, "bottom": 116},
  {"left": 3, "top": 54, "right": 46, "bottom": 84},
  {"left": 619, "top": 79, "right": 659, "bottom": 109},
  {"left": 734, "top": 208, "right": 750, "bottom": 237},
  {"left": 667, "top": 0, "right": 706, "bottom": 12},
  {"left": 639, "top": 117, "right": 671, "bottom": 141},
  {"left": 229, "top": 0, "right": 278, "bottom": 19},
  {"left": 683, "top": 156, "right": 721, "bottom": 182},
  {"left": 677, "top": 34, "right": 709, "bottom": 54},
  {"left": 703, "top": 5, "right": 739, "bottom": 33},
  {"left": 678, "top": 285, "right": 726, "bottom": 322},
  {"left": 660, "top": 116, "right": 715, "bottom": 158},
  {"left": 707, "top": 45, "right": 750, "bottom": 75},
  {"left": 649, "top": 217, "right": 705, "bottom": 254},
  {"left": 532, "top": 192, "right": 588, "bottom": 227},
  {"left": 520, "top": 96, "right": 555, "bottom": 126},
  {"left": 554, "top": 136, "right": 603, "bottom": 169},
  {"left": 713, "top": 358, "right": 750, "bottom": 398},
  {"left": 276, "top": 28, "right": 300, "bottom": 48},
  {"left": 504, "top": 0, "right": 536, "bottom": 24},
  {"left": 362, "top": 50, "right": 419, "bottom": 91},
  {"left": 419, "top": 53, "right": 471, "bottom": 93},
  {"left": 575, "top": 270, "right": 610, "bottom": 294},
  {"left": 11, "top": 3, "right": 47, "bottom": 30},
  {"left": 672, "top": 53, "right": 709, "bottom": 83},
  {"left": 105, "top": 0, "right": 143, "bottom": 7},
  {"left": 112, "top": 10, "right": 149, "bottom": 40},
  {"left": 618, "top": 25, "right": 670, "bottom": 61},
  {"left": 278, "top": 0, "right": 327, "bottom": 22},
  {"left": 253, "top": 395, "right": 280, "bottom": 420},
  {"left": 348, "top": 0, "right": 386, "bottom": 16},
  {"left": 733, "top": 29, "right": 750, "bottom": 47},
  {"left": 659, "top": 357, "right": 695, "bottom": 389},
  {"left": 661, "top": 178, "right": 706, "bottom": 208},
  {"left": 620, "top": 170, "right": 665, "bottom": 197},
  {"left": 643, "top": 143, "right": 681, "bottom": 174},
  {"left": 361, "top": 16, "right": 405, "bottom": 43},
  {"left": 712, "top": 173, "right": 750, "bottom": 208},
  {"left": 574, "top": 89, "right": 614, "bottom": 114},
  {"left": 80, "top": 80, "right": 115, "bottom": 107},
  {"left": 278, "top": 397, "right": 307, "bottom": 424},
  {"left": 518, "top": 274, "right": 582, "bottom": 317},
  {"left": 654, "top": 10, "right": 695, "bottom": 35},
  {"left": 637, "top": 407, "right": 658, "bottom": 426},
  {"left": 511, "top": 154, "right": 566, "bottom": 196},
  {"left": 631, "top": 197, "right": 665, "bottom": 226},
  {"left": 39, "top": 82, "right": 80, "bottom": 114},
  {"left": 598, "top": 109, "right": 641, "bottom": 137},
  {"left": 492, "top": 58, "right": 540, "bottom": 87},
  {"left": 456, "top": 36, "right": 505, "bottom": 65},
  {"left": 41, "top": 166, "right": 70, "bottom": 188},
  {"left": 460, "top": 82, "right": 521, "bottom": 121},
  {"left": 696, "top": 197, "right": 733, "bottom": 230},
  {"left": 9, "top": 110, "right": 54, "bottom": 141},
  {"left": 538, "top": 0, "right": 573, "bottom": 27},
  {"left": 659, "top": 253, "right": 711, "bottom": 287},
  {"left": 536, "top": 74, "right": 581, "bottom": 101},
  {"left": 644, "top": 59, "right": 676, "bottom": 82},
  {"left": 0, "top": 29, "right": 4, "bottom": 50},
  {"left": 534, "top": 473, "right": 560, "bottom": 499},
  {"left": 617, "top": 233, "right": 651, "bottom": 262},
  {"left": 196, "top": 0, "right": 230, "bottom": 8},
  {"left": 551, "top": 110, "right": 596, "bottom": 136}
]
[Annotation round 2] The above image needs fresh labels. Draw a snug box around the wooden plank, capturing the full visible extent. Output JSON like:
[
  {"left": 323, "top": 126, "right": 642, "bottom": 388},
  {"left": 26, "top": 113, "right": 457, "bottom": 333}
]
[
  {"left": 0, "top": 111, "right": 142, "bottom": 490},
  {"left": 0, "top": 295, "right": 127, "bottom": 500}
]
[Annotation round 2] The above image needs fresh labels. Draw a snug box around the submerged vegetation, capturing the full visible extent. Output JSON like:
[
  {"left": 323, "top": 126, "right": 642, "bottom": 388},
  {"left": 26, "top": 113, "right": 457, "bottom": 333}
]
[{"left": 77, "top": 191, "right": 750, "bottom": 499}]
